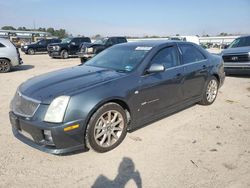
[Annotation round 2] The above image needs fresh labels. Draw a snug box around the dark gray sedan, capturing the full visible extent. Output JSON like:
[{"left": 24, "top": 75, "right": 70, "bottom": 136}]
[{"left": 9, "top": 41, "right": 225, "bottom": 154}]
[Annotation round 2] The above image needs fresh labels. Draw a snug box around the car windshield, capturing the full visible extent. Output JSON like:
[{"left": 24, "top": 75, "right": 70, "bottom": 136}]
[
  {"left": 94, "top": 38, "right": 108, "bottom": 45},
  {"left": 85, "top": 45, "right": 151, "bottom": 72},
  {"left": 229, "top": 37, "right": 250, "bottom": 48},
  {"left": 61, "top": 38, "right": 72, "bottom": 43}
]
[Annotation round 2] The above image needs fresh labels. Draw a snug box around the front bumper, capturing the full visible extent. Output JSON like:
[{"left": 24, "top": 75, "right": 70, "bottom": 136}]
[
  {"left": 78, "top": 52, "right": 95, "bottom": 59},
  {"left": 224, "top": 62, "right": 250, "bottom": 75},
  {"left": 9, "top": 112, "right": 88, "bottom": 154},
  {"left": 21, "top": 47, "right": 28, "bottom": 53},
  {"left": 48, "top": 51, "right": 61, "bottom": 57}
]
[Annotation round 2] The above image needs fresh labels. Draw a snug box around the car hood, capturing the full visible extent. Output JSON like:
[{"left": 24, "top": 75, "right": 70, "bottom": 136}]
[
  {"left": 221, "top": 46, "right": 250, "bottom": 55},
  {"left": 19, "top": 65, "right": 126, "bottom": 104}
]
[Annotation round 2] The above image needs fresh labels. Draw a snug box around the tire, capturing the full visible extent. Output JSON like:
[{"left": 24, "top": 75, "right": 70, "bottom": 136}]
[
  {"left": 80, "top": 57, "right": 87, "bottom": 64},
  {"left": 199, "top": 76, "right": 219, "bottom": 105},
  {"left": 0, "top": 59, "right": 11, "bottom": 73},
  {"left": 86, "top": 103, "right": 128, "bottom": 153},
  {"left": 60, "top": 50, "right": 69, "bottom": 59},
  {"left": 27, "top": 48, "right": 35, "bottom": 55}
]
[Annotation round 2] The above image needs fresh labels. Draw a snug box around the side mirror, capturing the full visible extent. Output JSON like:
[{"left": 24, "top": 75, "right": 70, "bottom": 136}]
[{"left": 147, "top": 64, "right": 165, "bottom": 74}]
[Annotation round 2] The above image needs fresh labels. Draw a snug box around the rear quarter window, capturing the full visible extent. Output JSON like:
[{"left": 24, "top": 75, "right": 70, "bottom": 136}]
[{"left": 179, "top": 44, "right": 206, "bottom": 64}]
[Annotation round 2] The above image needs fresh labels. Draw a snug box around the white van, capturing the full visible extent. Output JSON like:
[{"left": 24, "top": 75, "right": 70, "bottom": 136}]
[
  {"left": 0, "top": 38, "right": 23, "bottom": 73},
  {"left": 169, "top": 36, "right": 200, "bottom": 45}
]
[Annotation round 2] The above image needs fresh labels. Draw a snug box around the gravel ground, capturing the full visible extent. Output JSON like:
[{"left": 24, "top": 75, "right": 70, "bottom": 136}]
[{"left": 0, "top": 52, "right": 250, "bottom": 188}]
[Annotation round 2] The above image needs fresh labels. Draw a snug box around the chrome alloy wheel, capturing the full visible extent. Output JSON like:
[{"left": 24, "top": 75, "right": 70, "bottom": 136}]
[
  {"left": 206, "top": 79, "right": 218, "bottom": 103},
  {"left": 94, "top": 110, "right": 124, "bottom": 147},
  {"left": 0, "top": 59, "right": 10, "bottom": 73}
]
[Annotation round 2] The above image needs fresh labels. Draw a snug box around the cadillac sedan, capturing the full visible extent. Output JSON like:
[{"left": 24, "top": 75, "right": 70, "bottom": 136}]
[{"left": 9, "top": 41, "right": 225, "bottom": 154}]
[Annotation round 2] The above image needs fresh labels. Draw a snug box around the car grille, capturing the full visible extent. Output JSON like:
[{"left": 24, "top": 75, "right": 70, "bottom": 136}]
[
  {"left": 12, "top": 92, "right": 40, "bottom": 117},
  {"left": 222, "top": 53, "right": 250, "bottom": 62},
  {"left": 47, "top": 46, "right": 54, "bottom": 51}
]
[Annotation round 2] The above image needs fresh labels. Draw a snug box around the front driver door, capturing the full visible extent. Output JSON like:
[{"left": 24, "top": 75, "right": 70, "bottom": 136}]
[{"left": 136, "top": 45, "right": 184, "bottom": 123}]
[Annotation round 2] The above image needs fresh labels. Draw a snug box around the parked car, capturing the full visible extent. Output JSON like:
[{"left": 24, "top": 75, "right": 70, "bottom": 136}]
[
  {"left": 21, "top": 38, "right": 61, "bottom": 55},
  {"left": 48, "top": 37, "right": 91, "bottom": 59},
  {"left": 10, "top": 41, "right": 225, "bottom": 154},
  {"left": 78, "top": 37, "right": 127, "bottom": 63},
  {"left": 221, "top": 35, "right": 250, "bottom": 74},
  {"left": 0, "top": 38, "right": 23, "bottom": 73}
]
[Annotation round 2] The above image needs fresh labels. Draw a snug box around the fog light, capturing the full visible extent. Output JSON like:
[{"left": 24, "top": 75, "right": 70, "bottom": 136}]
[{"left": 43, "top": 130, "right": 53, "bottom": 142}]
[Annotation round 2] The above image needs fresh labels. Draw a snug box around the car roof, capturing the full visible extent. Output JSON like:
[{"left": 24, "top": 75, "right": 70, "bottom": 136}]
[{"left": 116, "top": 40, "right": 187, "bottom": 48}]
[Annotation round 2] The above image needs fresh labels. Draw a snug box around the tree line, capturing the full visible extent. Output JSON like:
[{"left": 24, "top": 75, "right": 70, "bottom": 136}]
[{"left": 1, "top": 26, "right": 68, "bottom": 38}]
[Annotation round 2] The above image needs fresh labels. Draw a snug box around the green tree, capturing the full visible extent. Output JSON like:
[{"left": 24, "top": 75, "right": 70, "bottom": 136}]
[{"left": 1, "top": 26, "right": 16, "bottom": 30}]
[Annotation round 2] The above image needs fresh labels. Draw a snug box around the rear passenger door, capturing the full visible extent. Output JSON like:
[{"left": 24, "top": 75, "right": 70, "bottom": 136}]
[{"left": 178, "top": 44, "right": 208, "bottom": 100}]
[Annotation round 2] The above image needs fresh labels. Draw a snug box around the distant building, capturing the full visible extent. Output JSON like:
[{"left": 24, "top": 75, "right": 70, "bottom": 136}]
[{"left": 0, "top": 29, "right": 52, "bottom": 47}]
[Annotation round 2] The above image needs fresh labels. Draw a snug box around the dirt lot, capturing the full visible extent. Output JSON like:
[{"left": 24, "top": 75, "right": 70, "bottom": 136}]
[{"left": 0, "top": 52, "right": 250, "bottom": 188}]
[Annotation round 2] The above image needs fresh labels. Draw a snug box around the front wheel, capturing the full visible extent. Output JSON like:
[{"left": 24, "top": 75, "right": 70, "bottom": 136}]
[
  {"left": 86, "top": 103, "right": 128, "bottom": 153},
  {"left": 0, "top": 59, "right": 11, "bottom": 73},
  {"left": 27, "top": 48, "right": 35, "bottom": 55},
  {"left": 60, "top": 50, "right": 69, "bottom": 59},
  {"left": 199, "top": 76, "right": 218, "bottom": 105}
]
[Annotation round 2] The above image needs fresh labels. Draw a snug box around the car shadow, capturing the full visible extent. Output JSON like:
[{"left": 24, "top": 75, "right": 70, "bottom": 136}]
[
  {"left": 91, "top": 157, "right": 142, "bottom": 188},
  {"left": 11, "top": 65, "right": 34, "bottom": 72}
]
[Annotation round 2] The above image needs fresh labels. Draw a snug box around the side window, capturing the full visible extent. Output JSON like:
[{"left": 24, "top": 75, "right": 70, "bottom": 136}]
[
  {"left": 71, "top": 38, "right": 78, "bottom": 44},
  {"left": 179, "top": 44, "right": 206, "bottom": 64},
  {"left": 81, "top": 38, "right": 90, "bottom": 43},
  {"left": 0, "top": 43, "right": 5, "bottom": 47},
  {"left": 106, "top": 39, "right": 113, "bottom": 46},
  {"left": 111, "top": 38, "right": 118, "bottom": 44},
  {"left": 117, "top": 38, "right": 126, "bottom": 43},
  {"left": 150, "top": 46, "right": 179, "bottom": 69},
  {"left": 245, "top": 37, "right": 250, "bottom": 46}
]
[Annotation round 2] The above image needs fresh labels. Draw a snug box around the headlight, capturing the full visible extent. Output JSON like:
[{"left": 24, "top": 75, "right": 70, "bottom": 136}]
[
  {"left": 23, "top": 46, "right": 28, "bottom": 49},
  {"left": 44, "top": 96, "right": 70, "bottom": 123},
  {"left": 53, "top": 46, "right": 60, "bottom": 51},
  {"left": 87, "top": 47, "right": 94, "bottom": 53}
]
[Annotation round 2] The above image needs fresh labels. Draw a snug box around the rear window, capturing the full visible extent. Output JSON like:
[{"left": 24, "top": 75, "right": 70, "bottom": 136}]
[
  {"left": 179, "top": 44, "right": 206, "bottom": 64},
  {"left": 0, "top": 42, "right": 5, "bottom": 47},
  {"left": 80, "top": 38, "right": 91, "bottom": 43}
]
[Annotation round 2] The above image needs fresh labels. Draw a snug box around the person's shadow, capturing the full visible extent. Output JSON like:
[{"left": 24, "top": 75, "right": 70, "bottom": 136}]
[{"left": 92, "top": 157, "right": 142, "bottom": 188}]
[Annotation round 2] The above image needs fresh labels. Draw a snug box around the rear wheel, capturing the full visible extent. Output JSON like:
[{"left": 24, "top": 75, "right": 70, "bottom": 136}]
[
  {"left": 0, "top": 59, "right": 11, "bottom": 73},
  {"left": 27, "top": 48, "right": 35, "bottom": 55},
  {"left": 199, "top": 76, "right": 218, "bottom": 105},
  {"left": 61, "top": 50, "right": 69, "bottom": 59},
  {"left": 86, "top": 103, "right": 128, "bottom": 153}
]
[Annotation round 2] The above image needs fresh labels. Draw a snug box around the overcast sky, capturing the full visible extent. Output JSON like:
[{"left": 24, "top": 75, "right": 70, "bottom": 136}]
[{"left": 0, "top": 0, "right": 249, "bottom": 37}]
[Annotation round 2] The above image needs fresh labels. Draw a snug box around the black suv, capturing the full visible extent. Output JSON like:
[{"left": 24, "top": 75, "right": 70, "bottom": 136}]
[
  {"left": 48, "top": 37, "right": 91, "bottom": 59},
  {"left": 78, "top": 37, "right": 127, "bottom": 63},
  {"left": 21, "top": 38, "right": 61, "bottom": 55}
]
